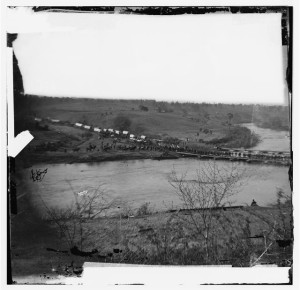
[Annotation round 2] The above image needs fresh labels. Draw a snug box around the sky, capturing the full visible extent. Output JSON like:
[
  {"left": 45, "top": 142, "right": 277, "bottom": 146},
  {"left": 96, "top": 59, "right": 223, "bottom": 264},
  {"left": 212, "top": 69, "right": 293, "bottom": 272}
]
[{"left": 12, "top": 9, "right": 288, "bottom": 105}]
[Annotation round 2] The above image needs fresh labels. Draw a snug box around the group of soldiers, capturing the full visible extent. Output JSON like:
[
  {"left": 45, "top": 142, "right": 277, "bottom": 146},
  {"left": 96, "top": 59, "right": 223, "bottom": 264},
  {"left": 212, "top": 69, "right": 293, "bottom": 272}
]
[
  {"left": 81, "top": 138, "right": 210, "bottom": 155},
  {"left": 30, "top": 131, "right": 289, "bottom": 164}
]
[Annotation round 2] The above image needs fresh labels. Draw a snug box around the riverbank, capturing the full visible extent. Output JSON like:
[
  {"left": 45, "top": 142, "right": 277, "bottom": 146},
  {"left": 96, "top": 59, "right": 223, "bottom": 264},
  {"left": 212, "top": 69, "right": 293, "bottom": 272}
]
[
  {"left": 15, "top": 117, "right": 291, "bottom": 169},
  {"left": 17, "top": 150, "right": 166, "bottom": 167},
  {"left": 17, "top": 148, "right": 291, "bottom": 169},
  {"left": 205, "top": 126, "right": 260, "bottom": 148},
  {"left": 11, "top": 193, "right": 293, "bottom": 280}
]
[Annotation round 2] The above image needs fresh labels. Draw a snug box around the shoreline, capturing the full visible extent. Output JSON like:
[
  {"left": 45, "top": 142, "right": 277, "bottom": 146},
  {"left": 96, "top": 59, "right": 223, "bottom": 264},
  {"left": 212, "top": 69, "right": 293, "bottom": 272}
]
[
  {"left": 17, "top": 149, "right": 291, "bottom": 168},
  {"left": 17, "top": 150, "right": 162, "bottom": 167}
]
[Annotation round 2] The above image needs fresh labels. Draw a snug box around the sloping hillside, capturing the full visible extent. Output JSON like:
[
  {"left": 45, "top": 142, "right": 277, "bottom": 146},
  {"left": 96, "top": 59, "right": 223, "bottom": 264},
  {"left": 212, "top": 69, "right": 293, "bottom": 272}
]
[{"left": 19, "top": 95, "right": 288, "bottom": 145}]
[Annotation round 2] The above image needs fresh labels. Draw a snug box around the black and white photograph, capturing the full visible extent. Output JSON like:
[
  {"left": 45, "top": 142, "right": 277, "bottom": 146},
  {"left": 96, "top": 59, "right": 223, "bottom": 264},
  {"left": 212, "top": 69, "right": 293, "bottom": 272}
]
[{"left": 2, "top": 4, "right": 297, "bottom": 286}]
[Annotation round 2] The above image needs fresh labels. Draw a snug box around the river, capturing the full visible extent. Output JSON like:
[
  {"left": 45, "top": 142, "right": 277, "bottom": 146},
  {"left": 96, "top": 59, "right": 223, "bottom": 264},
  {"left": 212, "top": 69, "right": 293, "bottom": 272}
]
[
  {"left": 242, "top": 123, "right": 290, "bottom": 151},
  {"left": 19, "top": 124, "right": 291, "bottom": 214},
  {"left": 20, "top": 159, "right": 290, "bottom": 215}
]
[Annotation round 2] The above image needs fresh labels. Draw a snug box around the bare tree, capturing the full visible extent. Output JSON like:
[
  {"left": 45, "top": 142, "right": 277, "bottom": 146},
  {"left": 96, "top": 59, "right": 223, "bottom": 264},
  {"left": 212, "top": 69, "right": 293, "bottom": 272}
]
[
  {"left": 68, "top": 182, "right": 119, "bottom": 220},
  {"left": 169, "top": 161, "right": 245, "bottom": 262},
  {"left": 227, "top": 113, "right": 233, "bottom": 132},
  {"left": 41, "top": 182, "right": 120, "bottom": 251}
]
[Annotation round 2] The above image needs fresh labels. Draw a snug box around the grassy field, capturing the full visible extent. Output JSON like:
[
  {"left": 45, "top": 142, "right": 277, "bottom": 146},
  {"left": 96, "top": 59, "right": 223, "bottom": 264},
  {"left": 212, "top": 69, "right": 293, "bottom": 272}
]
[
  {"left": 18, "top": 95, "right": 289, "bottom": 141},
  {"left": 17, "top": 124, "right": 167, "bottom": 167},
  {"left": 15, "top": 95, "right": 273, "bottom": 167}
]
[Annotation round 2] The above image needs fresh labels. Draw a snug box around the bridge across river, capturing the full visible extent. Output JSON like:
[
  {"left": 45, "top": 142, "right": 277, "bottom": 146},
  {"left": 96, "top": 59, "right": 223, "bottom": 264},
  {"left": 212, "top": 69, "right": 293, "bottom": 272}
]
[{"left": 177, "top": 148, "right": 291, "bottom": 166}]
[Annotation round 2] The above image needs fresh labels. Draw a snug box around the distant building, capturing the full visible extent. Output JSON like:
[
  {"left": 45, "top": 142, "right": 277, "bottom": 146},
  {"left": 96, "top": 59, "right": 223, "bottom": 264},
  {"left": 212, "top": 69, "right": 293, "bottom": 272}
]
[
  {"left": 34, "top": 117, "right": 42, "bottom": 122},
  {"left": 84, "top": 125, "right": 91, "bottom": 130},
  {"left": 141, "top": 135, "right": 147, "bottom": 140},
  {"left": 94, "top": 127, "right": 101, "bottom": 132},
  {"left": 75, "top": 123, "right": 83, "bottom": 127},
  {"left": 108, "top": 129, "right": 114, "bottom": 133},
  {"left": 51, "top": 119, "right": 60, "bottom": 123}
]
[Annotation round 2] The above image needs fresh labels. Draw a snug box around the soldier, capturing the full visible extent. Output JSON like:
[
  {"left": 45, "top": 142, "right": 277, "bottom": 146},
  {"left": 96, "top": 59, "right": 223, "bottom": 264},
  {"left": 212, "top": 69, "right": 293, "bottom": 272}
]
[{"left": 251, "top": 199, "right": 258, "bottom": 207}]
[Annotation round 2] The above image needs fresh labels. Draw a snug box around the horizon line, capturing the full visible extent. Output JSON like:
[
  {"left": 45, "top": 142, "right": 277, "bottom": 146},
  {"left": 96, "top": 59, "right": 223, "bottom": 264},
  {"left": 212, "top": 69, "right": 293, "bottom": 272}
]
[{"left": 24, "top": 94, "right": 288, "bottom": 107}]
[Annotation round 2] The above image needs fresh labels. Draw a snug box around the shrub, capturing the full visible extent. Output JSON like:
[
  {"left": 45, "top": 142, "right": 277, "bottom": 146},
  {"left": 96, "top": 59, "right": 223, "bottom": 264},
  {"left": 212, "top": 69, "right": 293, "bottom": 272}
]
[
  {"left": 41, "top": 183, "right": 120, "bottom": 251},
  {"left": 208, "top": 126, "right": 260, "bottom": 148},
  {"left": 113, "top": 115, "right": 132, "bottom": 131},
  {"left": 139, "top": 105, "right": 149, "bottom": 112},
  {"left": 81, "top": 132, "right": 93, "bottom": 138},
  {"left": 136, "top": 202, "right": 152, "bottom": 216}
]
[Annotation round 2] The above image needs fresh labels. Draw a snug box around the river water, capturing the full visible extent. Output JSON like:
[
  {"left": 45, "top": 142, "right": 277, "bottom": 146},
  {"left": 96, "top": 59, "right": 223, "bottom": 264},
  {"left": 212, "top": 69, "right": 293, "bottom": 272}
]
[
  {"left": 21, "top": 159, "right": 290, "bottom": 214},
  {"left": 242, "top": 123, "right": 290, "bottom": 152},
  {"left": 20, "top": 124, "right": 291, "bottom": 214}
]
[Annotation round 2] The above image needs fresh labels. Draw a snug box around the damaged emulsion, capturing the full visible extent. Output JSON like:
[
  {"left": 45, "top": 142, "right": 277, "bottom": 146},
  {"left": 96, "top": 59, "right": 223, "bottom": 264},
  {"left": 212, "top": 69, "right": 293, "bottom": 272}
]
[
  {"left": 7, "top": 6, "right": 293, "bottom": 284},
  {"left": 30, "top": 6, "right": 290, "bottom": 45},
  {"left": 30, "top": 168, "right": 48, "bottom": 182}
]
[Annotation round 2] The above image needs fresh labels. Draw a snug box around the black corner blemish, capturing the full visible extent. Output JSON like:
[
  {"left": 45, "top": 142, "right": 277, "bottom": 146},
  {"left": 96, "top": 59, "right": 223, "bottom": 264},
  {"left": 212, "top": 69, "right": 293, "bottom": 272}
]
[
  {"left": 7, "top": 156, "right": 16, "bottom": 284},
  {"left": 288, "top": 156, "right": 293, "bottom": 191},
  {"left": 288, "top": 266, "right": 293, "bottom": 284},
  {"left": 29, "top": 6, "right": 291, "bottom": 19},
  {"left": 32, "top": 6, "right": 115, "bottom": 13},
  {"left": 7, "top": 33, "right": 18, "bottom": 48},
  {"left": 285, "top": 7, "right": 293, "bottom": 195},
  {"left": 286, "top": 7, "right": 293, "bottom": 94},
  {"left": 12, "top": 51, "right": 27, "bottom": 136},
  {"left": 8, "top": 157, "right": 17, "bottom": 214}
]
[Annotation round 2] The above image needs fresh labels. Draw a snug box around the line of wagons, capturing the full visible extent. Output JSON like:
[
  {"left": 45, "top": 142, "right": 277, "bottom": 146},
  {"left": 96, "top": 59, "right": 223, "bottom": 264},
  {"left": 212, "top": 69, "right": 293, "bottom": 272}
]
[
  {"left": 34, "top": 117, "right": 148, "bottom": 143},
  {"left": 34, "top": 117, "right": 291, "bottom": 164},
  {"left": 73, "top": 123, "right": 147, "bottom": 143}
]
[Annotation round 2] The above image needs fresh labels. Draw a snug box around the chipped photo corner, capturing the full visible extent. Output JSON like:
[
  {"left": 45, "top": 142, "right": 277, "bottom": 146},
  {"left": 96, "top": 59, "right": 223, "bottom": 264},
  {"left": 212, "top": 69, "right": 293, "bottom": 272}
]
[{"left": 3, "top": 3, "right": 296, "bottom": 287}]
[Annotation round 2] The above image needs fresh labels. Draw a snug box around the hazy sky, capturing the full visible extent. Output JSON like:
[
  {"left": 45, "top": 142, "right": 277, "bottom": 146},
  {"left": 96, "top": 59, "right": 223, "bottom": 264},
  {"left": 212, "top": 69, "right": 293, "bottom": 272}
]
[{"left": 13, "top": 10, "right": 288, "bottom": 104}]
